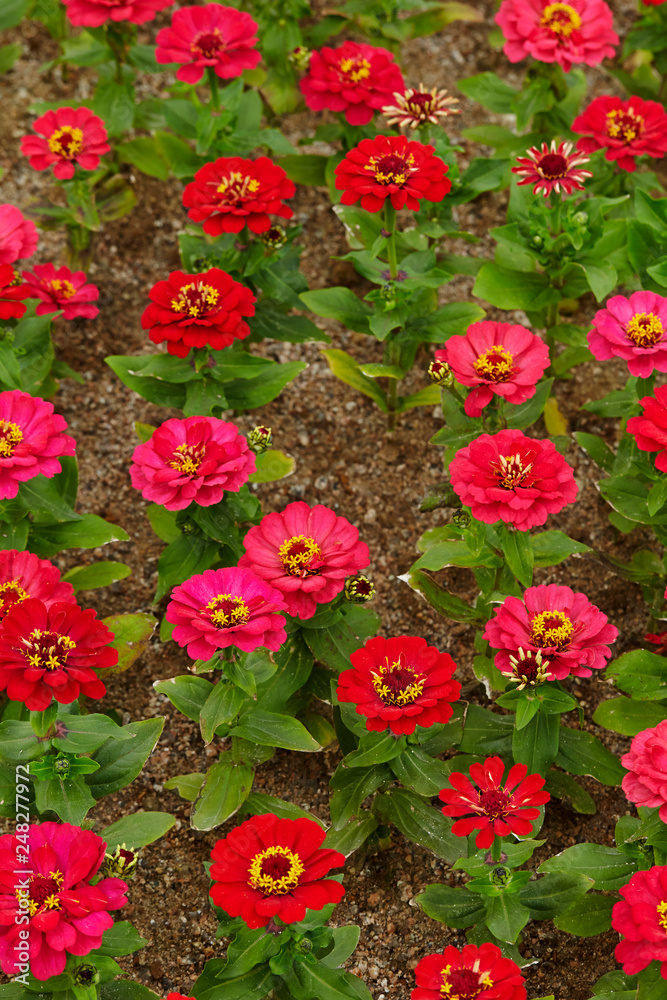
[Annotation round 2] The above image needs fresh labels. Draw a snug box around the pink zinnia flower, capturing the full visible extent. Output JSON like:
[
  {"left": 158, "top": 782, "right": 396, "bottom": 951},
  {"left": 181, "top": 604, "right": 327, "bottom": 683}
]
[
  {"left": 435, "top": 321, "right": 550, "bottom": 418},
  {"left": 62, "top": 0, "right": 172, "bottom": 27},
  {"left": 627, "top": 385, "right": 667, "bottom": 473},
  {"left": 0, "top": 390, "right": 76, "bottom": 500},
  {"left": 496, "top": 0, "right": 618, "bottom": 74},
  {"left": 621, "top": 722, "right": 667, "bottom": 821},
  {"left": 0, "top": 822, "right": 128, "bottom": 980},
  {"left": 166, "top": 566, "right": 287, "bottom": 658},
  {"left": 573, "top": 95, "right": 667, "bottom": 173},
  {"left": 440, "top": 756, "right": 550, "bottom": 849},
  {"left": 412, "top": 943, "right": 527, "bottom": 1000},
  {"left": 512, "top": 139, "right": 592, "bottom": 197},
  {"left": 613, "top": 867, "right": 667, "bottom": 979},
  {"left": 156, "top": 4, "right": 260, "bottom": 84},
  {"left": 239, "top": 501, "right": 370, "bottom": 620},
  {"left": 449, "top": 430, "right": 578, "bottom": 530},
  {"left": 484, "top": 583, "right": 618, "bottom": 682},
  {"left": 300, "top": 41, "right": 404, "bottom": 126},
  {"left": 23, "top": 263, "right": 99, "bottom": 320},
  {"left": 0, "top": 204, "right": 38, "bottom": 265},
  {"left": 588, "top": 291, "right": 667, "bottom": 378},
  {"left": 0, "top": 549, "right": 75, "bottom": 622},
  {"left": 130, "top": 416, "right": 255, "bottom": 511},
  {"left": 20, "top": 107, "right": 111, "bottom": 181}
]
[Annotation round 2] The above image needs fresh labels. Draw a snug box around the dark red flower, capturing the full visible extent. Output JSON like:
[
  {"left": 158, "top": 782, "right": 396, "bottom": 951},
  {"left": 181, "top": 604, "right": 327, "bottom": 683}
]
[
  {"left": 141, "top": 268, "right": 255, "bottom": 358},
  {"left": 512, "top": 139, "right": 592, "bottom": 197},
  {"left": 440, "top": 756, "right": 550, "bottom": 849},
  {"left": 627, "top": 384, "right": 667, "bottom": 473},
  {"left": 22, "top": 263, "right": 99, "bottom": 320},
  {"left": 573, "top": 95, "right": 667, "bottom": 172},
  {"left": 334, "top": 134, "right": 451, "bottom": 213},
  {"left": 300, "top": 41, "right": 404, "bottom": 126},
  {"left": 613, "top": 866, "right": 667, "bottom": 979},
  {"left": 182, "top": 156, "right": 295, "bottom": 236},
  {"left": 209, "top": 813, "right": 344, "bottom": 929},
  {"left": 0, "top": 264, "right": 30, "bottom": 322},
  {"left": 156, "top": 4, "right": 260, "bottom": 84},
  {"left": 412, "top": 942, "right": 527, "bottom": 1000},
  {"left": 20, "top": 107, "right": 110, "bottom": 181}
]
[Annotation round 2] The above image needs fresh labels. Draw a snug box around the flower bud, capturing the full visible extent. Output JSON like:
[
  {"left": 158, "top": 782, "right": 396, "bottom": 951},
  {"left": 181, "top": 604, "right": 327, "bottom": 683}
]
[
  {"left": 344, "top": 574, "right": 375, "bottom": 603},
  {"left": 491, "top": 865, "right": 511, "bottom": 887},
  {"left": 452, "top": 509, "right": 471, "bottom": 529},
  {"left": 101, "top": 844, "right": 139, "bottom": 879},
  {"left": 428, "top": 359, "right": 454, "bottom": 387},
  {"left": 73, "top": 965, "right": 100, "bottom": 987},
  {"left": 248, "top": 425, "right": 272, "bottom": 453},
  {"left": 380, "top": 282, "right": 396, "bottom": 303},
  {"left": 261, "top": 225, "right": 288, "bottom": 250},
  {"left": 287, "top": 46, "right": 311, "bottom": 72},
  {"left": 54, "top": 755, "right": 70, "bottom": 775},
  {"left": 573, "top": 211, "right": 588, "bottom": 226}
]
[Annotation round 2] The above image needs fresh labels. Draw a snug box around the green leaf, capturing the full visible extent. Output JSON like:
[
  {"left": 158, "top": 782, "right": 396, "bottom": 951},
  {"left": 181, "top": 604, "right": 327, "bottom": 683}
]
[
  {"left": 155, "top": 534, "right": 220, "bottom": 601},
  {"left": 343, "top": 732, "right": 407, "bottom": 768},
  {"left": 200, "top": 681, "right": 246, "bottom": 742},
  {"left": 62, "top": 561, "right": 131, "bottom": 592},
  {"left": 608, "top": 649, "right": 667, "bottom": 700},
  {"left": 300, "top": 288, "right": 371, "bottom": 333},
  {"left": 52, "top": 713, "right": 132, "bottom": 754},
  {"left": 473, "top": 264, "right": 558, "bottom": 311},
  {"left": 0, "top": 338, "right": 22, "bottom": 389},
  {"left": 389, "top": 747, "right": 455, "bottom": 797},
  {"left": 248, "top": 449, "right": 295, "bottom": 483},
  {"left": 302, "top": 603, "right": 381, "bottom": 673},
  {"left": 117, "top": 138, "right": 169, "bottom": 179},
  {"left": 401, "top": 569, "right": 486, "bottom": 624},
  {"left": 415, "top": 883, "right": 486, "bottom": 928},
  {"left": 102, "top": 612, "right": 155, "bottom": 674},
  {"left": 375, "top": 788, "right": 461, "bottom": 862},
  {"left": 545, "top": 770, "right": 596, "bottom": 815},
  {"left": 320, "top": 348, "right": 388, "bottom": 412},
  {"left": 87, "top": 718, "right": 164, "bottom": 799},
  {"left": 457, "top": 71, "right": 517, "bottom": 113},
  {"left": 484, "top": 893, "right": 530, "bottom": 943},
  {"left": 105, "top": 355, "right": 187, "bottom": 409},
  {"left": 459, "top": 704, "right": 514, "bottom": 756},
  {"left": 555, "top": 727, "right": 627, "bottom": 785},
  {"left": 518, "top": 872, "right": 593, "bottom": 920},
  {"left": 575, "top": 432, "right": 616, "bottom": 473},
  {"left": 554, "top": 892, "right": 616, "bottom": 937},
  {"left": 649, "top": 477, "right": 667, "bottom": 516},
  {"left": 0, "top": 0, "right": 30, "bottom": 30},
  {"left": 230, "top": 709, "right": 321, "bottom": 751},
  {"left": 286, "top": 961, "right": 372, "bottom": 1000},
  {"left": 223, "top": 361, "right": 306, "bottom": 410},
  {"left": 0, "top": 721, "right": 44, "bottom": 763},
  {"left": 95, "top": 921, "right": 147, "bottom": 957},
  {"left": 190, "top": 757, "right": 254, "bottom": 831},
  {"left": 243, "top": 792, "right": 324, "bottom": 826},
  {"left": 539, "top": 843, "right": 636, "bottom": 891},
  {"left": 278, "top": 154, "right": 328, "bottom": 186},
  {"left": 101, "top": 811, "right": 176, "bottom": 851},
  {"left": 505, "top": 378, "right": 554, "bottom": 430},
  {"left": 323, "top": 814, "right": 378, "bottom": 856},
  {"left": 593, "top": 696, "right": 667, "bottom": 736},
  {"left": 192, "top": 961, "right": 274, "bottom": 1000},
  {"left": 34, "top": 774, "right": 95, "bottom": 824},
  {"left": 154, "top": 675, "right": 214, "bottom": 722},
  {"left": 29, "top": 514, "right": 129, "bottom": 556},
  {"left": 512, "top": 709, "right": 559, "bottom": 775},
  {"left": 531, "top": 530, "right": 590, "bottom": 567},
  {"left": 320, "top": 924, "right": 361, "bottom": 968},
  {"left": 329, "top": 765, "right": 392, "bottom": 829},
  {"left": 164, "top": 771, "right": 204, "bottom": 802},
  {"left": 146, "top": 502, "right": 180, "bottom": 543},
  {"left": 498, "top": 525, "right": 534, "bottom": 587}
]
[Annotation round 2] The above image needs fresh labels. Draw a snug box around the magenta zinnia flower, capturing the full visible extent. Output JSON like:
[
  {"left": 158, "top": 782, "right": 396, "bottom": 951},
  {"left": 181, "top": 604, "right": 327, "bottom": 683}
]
[
  {"left": 627, "top": 385, "right": 667, "bottom": 473},
  {"left": 62, "top": 0, "right": 172, "bottom": 26},
  {"left": 483, "top": 584, "right": 618, "bottom": 681},
  {"left": 23, "top": 263, "right": 99, "bottom": 320},
  {"left": 496, "top": 0, "right": 618, "bottom": 74},
  {"left": 621, "top": 722, "right": 667, "bottom": 822},
  {"left": 20, "top": 107, "right": 111, "bottom": 181},
  {"left": 512, "top": 139, "right": 592, "bottom": 197},
  {"left": 156, "top": 4, "right": 260, "bottom": 84},
  {"left": 0, "top": 822, "right": 128, "bottom": 980},
  {"left": 613, "top": 866, "right": 667, "bottom": 980},
  {"left": 0, "top": 390, "right": 76, "bottom": 500},
  {"left": 0, "top": 549, "right": 75, "bottom": 622},
  {"left": 167, "top": 566, "right": 287, "bottom": 659},
  {"left": 130, "top": 416, "right": 255, "bottom": 511},
  {"left": 435, "top": 321, "right": 550, "bottom": 417},
  {"left": 0, "top": 265, "right": 30, "bottom": 322},
  {"left": 588, "top": 291, "right": 667, "bottom": 378},
  {"left": 412, "top": 942, "right": 527, "bottom": 1000},
  {"left": 0, "top": 204, "right": 38, "bottom": 265},
  {"left": 449, "top": 430, "right": 578, "bottom": 530},
  {"left": 239, "top": 501, "right": 370, "bottom": 620},
  {"left": 440, "top": 756, "right": 550, "bottom": 849}
]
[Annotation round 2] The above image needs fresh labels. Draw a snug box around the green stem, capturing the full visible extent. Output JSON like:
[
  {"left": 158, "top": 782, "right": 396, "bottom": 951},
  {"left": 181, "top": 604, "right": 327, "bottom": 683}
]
[
  {"left": 549, "top": 193, "right": 562, "bottom": 237},
  {"left": 384, "top": 202, "right": 398, "bottom": 280},
  {"left": 207, "top": 66, "right": 220, "bottom": 111},
  {"left": 491, "top": 837, "right": 502, "bottom": 863}
]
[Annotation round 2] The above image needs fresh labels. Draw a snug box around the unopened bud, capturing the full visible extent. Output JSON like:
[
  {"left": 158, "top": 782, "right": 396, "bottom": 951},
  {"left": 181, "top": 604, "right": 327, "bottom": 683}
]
[
  {"left": 192, "top": 256, "right": 218, "bottom": 273},
  {"left": 73, "top": 965, "right": 100, "bottom": 987},
  {"left": 101, "top": 844, "right": 139, "bottom": 879},
  {"left": 428, "top": 359, "right": 454, "bottom": 387},
  {"left": 491, "top": 866, "right": 511, "bottom": 887},
  {"left": 248, "top": 425, "right": 272, "bottom": 453},
  {"left": 261, "top": 225, "right": 288, "bottom": 250},
  {"left": 180, "top": 519, "right": 197, "bottom": 535},
  {"left": 54, "top": 755, "right": 70, "bottom": 775},
  {"left": 344, "top": 574, "right": 375, "bottom": 603},
  {"left": 532, "top": 235, "right": 543, "bottom": 247},
  {"left": 380, "top": 282, "right": 396, "bottom": 302},
  {"left": 452, "top": 509, "right": 471, "bottom": 529},
  {"left": 573, "top": 211, "right": 588, "bottom": 226},
  {"left": 287, "top": 46, "right": 311, "bottom": 72}
]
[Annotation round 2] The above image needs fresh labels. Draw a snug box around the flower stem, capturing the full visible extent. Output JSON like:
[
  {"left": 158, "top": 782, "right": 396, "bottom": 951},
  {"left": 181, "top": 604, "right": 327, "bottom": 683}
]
[
  {"left": 384, "top": 202, "right": 398, "bottom": 280},
  {"left": 207, "top": 67, "right": 220, "bottom": 111},
  {"left": 491, "top": 836, "right": 502, "bottom": 863}
]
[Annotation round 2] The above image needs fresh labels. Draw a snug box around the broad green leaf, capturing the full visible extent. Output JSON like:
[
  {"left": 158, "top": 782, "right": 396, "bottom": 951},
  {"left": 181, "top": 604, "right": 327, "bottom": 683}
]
[
  {"left": 519, "top": 871, "right": 592, "bottom": 919},
  {"left": 343, "top": 732, "right": 407, "bottom": 768},
  {"left": 154, "top": 675, "right": 214, "bottom": 722},
  {"left": 95, "top": 921, "right": 147, "bottom": 957},
  {"left": 52, "top": 713, "right": 132, "bottom": 754},
  {"left": 375, "top": 788, "right": 461, "bottom": 862},
  {"left": 323, "top": 814, "right": 378, "bottom": 856},
  {"left": 555, "top": 727, "right": 627, "bottom": 785},
  {"left": 593, "top": 696, "right": 667, "bottom": 736},
  {"left": 300, "top": 288, "right": 371, "bottom": 333},
  {"left": 539, "top": 843, "right": 636, "bottom": 892},
  {"left": 190, "top": 757, "right": 253, "bottom": 830},
  {"left": 230, "top": 709, "right": 321, "bottom": 751},
  {"left": 63, "top": 561, "right": 131, "bottom": 592},
  {"left": 102, "top": 613, "right": 155, "bottom": 674},
  {"left": 321, "top": 349, "right": 388, "bottom": 412},
  {"left": 554, "top": 892, "right": 615, "bottom": 937},
  {"left": 101, "top": 811, "right": 176, "bottom": 851},
  {"left": 248, "top": 449, "right": 295, "bottom": 484},
  {"left": 415, "top": 883, "right": 486, "bottom": 928},
  {"left": 607, "top": 649, "right": 667, "bottom": 700},
  {"left": 87, "top": 718, "right": 164, "bottom": 799}
]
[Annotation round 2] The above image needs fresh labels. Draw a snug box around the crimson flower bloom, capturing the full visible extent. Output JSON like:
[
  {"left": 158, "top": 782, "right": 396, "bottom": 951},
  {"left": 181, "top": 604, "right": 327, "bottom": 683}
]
[
  {"left": 239, "top": 501, "right": 370, "bottom": 620},
  {"left": 21, "top": 107, "right": 110, "bottom": 181},
  {"left": 621, "top": 722, "right": 667, "bottom": 822},
  {"left": 167, "top": 566, "right": 287, "bottom": 659},
  {"left": 300, "top": 41, "right": 404, "bottom": 126},
  {"left": 436, "top": 321, "right": 550, "bottom": 418},
  {"left": 23, "top": 263, "right": 99, "bottom": 320},
  {"left": 483, "top": 584, "right": 618, "bottom": 682},
  {"left": 0, "top": 204, "right": 38, "bottom": 265},
  {"left": 209, "top": 813, "right": 344, "bottom": 929},
  {"left": 440, "top": 756, "right": 550, "bottom": 849},
  {"left": 61, "top": 0, "right": 172, "bottom": 26},
  {"left": 573, "top": 95, "right": 667, "bottom": 173},
  {"left": 130, "top": 416, "right": 255, "bottom": 511},
  {"left": 412, "top": 942, "right": 527, "bottom": 1000},
  {"left": 334, "top": 134, "right": 451, "bottom": 213},
  {"left": 141, "top": 268, "right": 255, "bottom": 358},
  {"left": 383, "top": 85, "right": 460, "bottom": 129},
  {"left": 0, "top": 822, "right": 127, "bottom": 980},
  {"left": 0, "top": 264, "right": 30, "bottom": 322},
  {"left": 496, "top": 0, "right": 618, "bottom": 74},
  {"left": 613, "top": 866, "right": 667, "bottom": 979},
  {"left": 0, "top": 599, "right": 116, "bottom": 710},
  {"left": 337, "top": 635, "right": 461, "bottom": 736},
  {"left": 449, "top": 430, "right": 578, "bottom": 530},
  {"left": 0, "top": 549, "right": 75, "bottom": 622},
  {"left": 156, "top": 4, "right": 260, "bottom": 83},
  {"left": 627, "top": 385, "right": 667, "bottom": 473},
  {"left": 183, "top": 156, "right": 295, "bottom": 236},
  {"left": 0, "top": 389, "right": 76, "bottom": 500},
  {"left": 588, "top": 291, "right": 667, "bottom": 377},
  {"left": 512, "top": 139, "right": 592, "bottom": 197},
  {"left": 642, "top": 0, "right": 666, "bottom": 4}
]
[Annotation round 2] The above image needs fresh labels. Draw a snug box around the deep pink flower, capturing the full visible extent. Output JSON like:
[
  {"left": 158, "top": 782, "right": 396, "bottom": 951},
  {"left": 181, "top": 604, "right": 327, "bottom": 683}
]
[
  {"left": 239, "top": 501, "right": 370, "bottom": 620},
  {"left": 613, "top": 866, "right": 667, "bottom": 979},
  {"left": 512, "top": 139, "right": 592, "bottom": 197},
  {"left": 627, "top": 385, "right": 667, "bottom": 473},
  {"left": 130, "top": 416, "right": 255, "bottom": 511},
  {"left": 62, "top": 0, "right": 172, "bottom": 26},
  {"left": 588, "top": 291, "right": 667, "bottom": 378},
  {"left": 621, "top": 722, "right": 667, "bottom": 821},
  {"left": 0, "top": 822, "right": 127, "bottom": 980},
  {"left": 0, "top": 549, "right": 75, "bottom": 622},
  {"left": 573, "top": 95, "right": 667, "bottom": 173},
  {"left": 0, "top": 390, "right": 76, "bottom": 500},
  {"left": 412, "top": 942, "right": 527, "bottom": 1000},
  {"left": 435, "top": 321, "right": 550, "bottom": 417},
  {"left": 496, "top": 0, "right": 618, "bottom": 74},
  {"left": 156, "top": 4, "right": 260, "bottom": 84},
  {"left": 183, "top": 156, "right": 295, "bottom": 236},
  {"left": 449, "top": 430, "right": 578, "bottom": 530},
  {"left": 484, "top": 584, "right": 618, "bottom": 682},
  {"left": 0, "top": 205, "right": 38, "bottom": 265},
  {"left": 0, "top": 264, "right": 30, "bottom": 322},
  {"left": 166, "top": 566, "right": 287, "bottom": 658},
  {"left": 300, "top": 41, "right": 404, "bottom": 126},
  {"left": 22, "top": 263, "right": 99, "bottom": 320},
  {"left": 20, "top": 107, "right": 110, "bottom": 181}
]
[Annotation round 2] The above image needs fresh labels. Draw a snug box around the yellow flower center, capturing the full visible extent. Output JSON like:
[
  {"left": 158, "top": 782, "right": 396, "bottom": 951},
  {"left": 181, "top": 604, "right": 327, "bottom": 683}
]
[
  {"left": 216, "top": 171, "right": 261, "bottom": 203},
  {"left": 17, "top": 870, "right": 65, "bottom": 917},
  {"left": 25, "top": 630, "right": 76, "bottom": 671},
  {"left": 279, "top": 535, "right": 322, "bottom": 577},
  {"left": 365, "top": 151, "right": 416, "bottom": 187},
  {"left": 171, "top": 280, "right": 220, "bottom": 318},
  {"left": 339, "top": 57, "right": 371, "bottom": 82},
  {"left": 49, "top": 278, "right": 76, "bottom": 299},
  {"left": 438, "top": 963, "right": 494, "bottom": 999},
  {"left": 371, "top": 655, "right": 425, "bottom": 707},
  {"left": 0, "top": 580, "right": 29, "bottom": 617},
  {"left": 0, "top": 419, "right": 23, "bottom": 458},
  {"left": 247, "top": 845, "right": 305, "bottom": 895},
  {"left": 657, "top": 899, "right": 667, "bottom": 933},
  {"left": 495, "top": 453, "right": 532, "bottom": 489},
  {"left": 47, "top": 126, "right": 84, "bottom": 159},
  {"left": 206, "top": 593, "right": 250, "bottom": 629},
  {"left": 170, "top": 443, "right": 205, "bottom": 475},
  {"left": 606, "top": 107, "right": 644, "bottom": 145},
  {"left": 541, "top": 2, "right": 582, "bottom": 37},
  {"left": 531, "top": 610, "right": 574, "bottom": 649},
  {"left": 473, "top": 345, "right": 515, "bottom": 383},
  {"left": 626, "top": 312, "right": 664, "bottom": 348}
]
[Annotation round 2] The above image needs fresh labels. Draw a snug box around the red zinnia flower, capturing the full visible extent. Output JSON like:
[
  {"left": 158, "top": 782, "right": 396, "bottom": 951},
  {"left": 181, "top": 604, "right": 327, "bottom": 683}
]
[
  {"left": 0, "top": 598, "right": 116, "bottom": 710},
  {"left": 182, "top": 156, "right": 295, "bottom": 236},
  {"left": 209, "top": 813, "right": 345, "bottom": 929},
  {"left": 61, "top": 0, "right": 173, "bottom": 27},
  {"left": 337, "top": 635, "right": 461, "bottom": 736},
  {"left": 0, "top": 549, "right": 75, "bottom": 622},
  {"left": 435, "top": 321, "right": 550, "bottom": 418},
  {"left": 0, "top": 204, "right": 38, "bottom": 265},
  {"left": 20, "top": 107, "right": 110, "bottom": 181},
  {"left": 613, "top": 866, "right": 667, "bottom": 979},
  {"left": 496, "top": 0, "right": 618, "bottom": 74},
  {"left": 440, "top": 756, "right": 550, "bottom": 849},
  {"left": 130, "top": 415, "right": 255, "bottom": 511},
  {"left": 627, "top": 385, "right": 667, "bottom": 473},
  {"left": 483, "top": 584, "right": 618, "bottom": 682},
  {"left": 334, "top": 134, "right": 451, "bottom": 213},
  {"left": 23, "top": 263, "right": 99, "bottom": 320},
  {"left": 621, "top": 722, "right": 667, "bottom": 822},
  {"left": 0, "top": 264, "right": 30, "bottom": 322},
  {"left": 642, "top": 0, "right": 666, "bottom": 5},
  {"left": 0, "top": 822, "right": 127, "bottom": 980},
  {"left": 588, "top": 290, "right": 667, "bottom": 378},
  {"left": 0, "top": 389, "right": 76, "bottom": 500},
  {"left": 167, "top": 566, "right": 287, "bottom": 658},
  {"left": 512, "top": 139, "right": 592, "bottom": 197},
  {"left": 573, "top": 95, "right": 667, "bottom": 173},
  {"left": 412, "top": 942, "right": 527, "bottom": 1000},
  {"left": 300, "top": 41, "right": 404, "bottom": 126},
  {"left": 449, "top": 429, "right": 578, "bottom": 530},
  {"left": 156, "top": 4, "right": 260, "bottom": 84},
  {"left": 141, "top": 268, "right": 255, "bottom": 358},
  {"left": 239, "top": 501, "right": 370, "bottom": 620}
]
